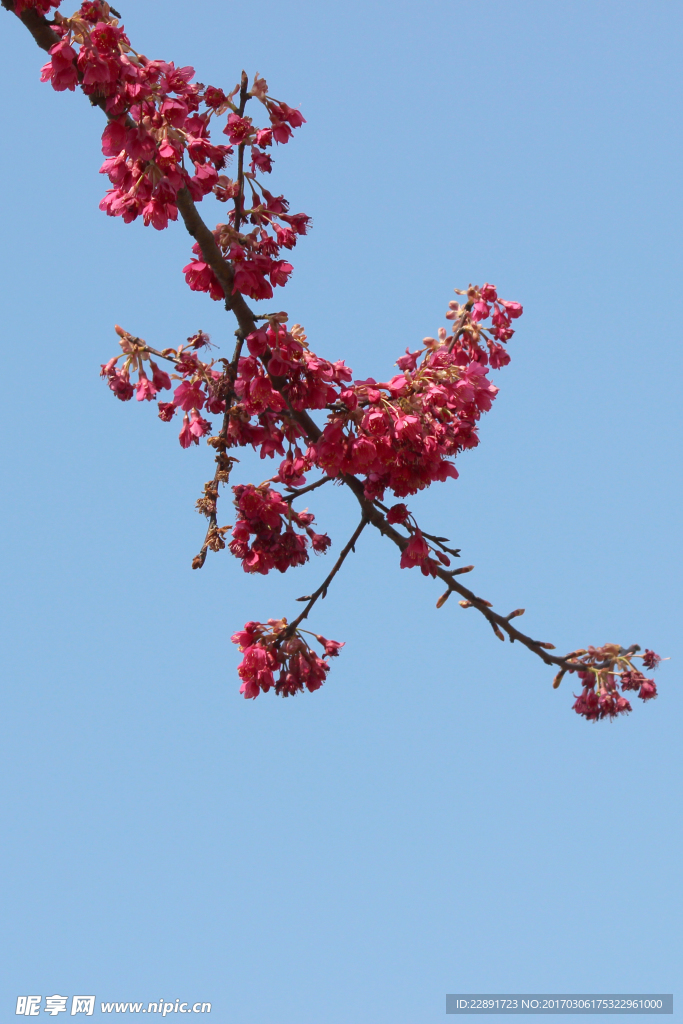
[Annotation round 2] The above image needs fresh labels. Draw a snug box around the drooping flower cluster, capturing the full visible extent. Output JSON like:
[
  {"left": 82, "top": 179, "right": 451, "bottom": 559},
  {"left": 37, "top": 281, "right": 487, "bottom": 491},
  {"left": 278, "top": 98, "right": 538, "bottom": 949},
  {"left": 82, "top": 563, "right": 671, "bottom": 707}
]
[
  {"left": 38, "top": 1, "right": 308, "bottom": 298},
  {"left": 564, "top": 645, "right": 663, "bottom": 721},
  {"left": 40, "top": 4, "right": 228, "bottom": 224},
  {"left": 100, "top": 326, "right": 221, "bottom": 447},
  {"left": 229, "top": 484, "right": 330, "bottom": 575},
  {"left": 183, "top": 187, "right": 309, "bottom": 303},
  {"left": 231, "top": 619, "right": 343, "bottom": 699}
]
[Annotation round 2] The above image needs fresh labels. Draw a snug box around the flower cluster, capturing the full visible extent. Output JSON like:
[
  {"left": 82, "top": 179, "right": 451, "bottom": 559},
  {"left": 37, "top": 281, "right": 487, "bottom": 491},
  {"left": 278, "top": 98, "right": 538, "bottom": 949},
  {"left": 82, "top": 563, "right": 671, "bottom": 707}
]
[
  {"left": 40, "top": 2, "right": 228, "bottom": 225},
  {"left": 566, "top": 645, "right": 662, "bottom": 721},
  {"left": 229, "top": 484, "right": 330, "bottom": 575},
  {"left": 231, "top": 619, "right": 343, "bottom": 699},
  {"left": 238, "top": 321, "right": 352, "bottom": 422},
  {"left": 105, "top": 289, "right": 517, "bottom": 505},
  {"left": 311, "top": 284, "right": 519, "bottom": 500},
  {"left": 15, "top": 0, "right": 62, "bottom": 16},
  {"left": 101, "top": 289, "right": 517, "bottom": 542},
  {"left": 99, "top": 292, "right": 519, "bottom": 622},
  {"left": 39, "top": 1, "right": 308, "bottom": 297},
  {"left": 100, "top": 326, "right": 221, "bottom": 447},
  {"left": 183, "top": 185, "right": 310, "bottom": 303}
]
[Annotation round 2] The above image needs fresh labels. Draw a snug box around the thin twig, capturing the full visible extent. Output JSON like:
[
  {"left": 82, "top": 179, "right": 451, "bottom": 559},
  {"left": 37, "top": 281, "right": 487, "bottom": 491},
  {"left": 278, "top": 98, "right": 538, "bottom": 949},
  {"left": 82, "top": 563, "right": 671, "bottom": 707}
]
[
  {"left": 233, "top": 70, "right": 250, "bottom": 234},
  {"left": 192, "top": 331, "right": 245, "bottom": 569},
  {"left": 287, "top": 515, "right": 369, "bottom": 632},
  {"left": 284, "top": 476, "right": 332, "bottom": 501},
  {"left": 447, "top": 300, "right": 474, "bottom": 353}
]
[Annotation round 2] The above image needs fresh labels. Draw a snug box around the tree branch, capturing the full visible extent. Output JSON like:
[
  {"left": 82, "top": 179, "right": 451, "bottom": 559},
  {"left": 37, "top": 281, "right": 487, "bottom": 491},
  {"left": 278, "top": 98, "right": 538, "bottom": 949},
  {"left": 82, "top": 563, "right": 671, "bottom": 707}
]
[
  {"left": 287, "top": 514, "right": 369, "bottom": 632},
  {"left": 338, "top": 473, "right": 590, "bottom": 673},
  {"left": 283, "top": 476, "right": 332, "bottom": 502},
  {"left": 1, "top": 0, "right": 59, "bottom": 51}
]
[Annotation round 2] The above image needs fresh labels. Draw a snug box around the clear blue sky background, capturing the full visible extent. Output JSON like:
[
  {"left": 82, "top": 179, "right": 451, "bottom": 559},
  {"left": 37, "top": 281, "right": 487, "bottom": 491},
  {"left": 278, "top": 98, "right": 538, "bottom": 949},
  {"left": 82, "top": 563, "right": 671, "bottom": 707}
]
[{"left": 1, "top": 1, "right": 681, "bottom": 1021}]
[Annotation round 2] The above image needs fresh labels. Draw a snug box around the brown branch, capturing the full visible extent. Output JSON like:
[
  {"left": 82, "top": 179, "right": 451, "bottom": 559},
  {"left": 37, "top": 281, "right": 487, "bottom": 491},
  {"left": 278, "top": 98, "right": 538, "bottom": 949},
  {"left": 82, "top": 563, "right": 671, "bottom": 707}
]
[
  {"left": 283, "top": 476, "right": 332, "bottom": 501},
  {"left": 233, "top": 70, "right": 249, "bottom": 233},
  {"left": 287, "top": 514, "right": 369, "bottom": 633},
  {"left": 337, "top": 473, "right": 588, "bottom": 673},
  {"left": 371, "top": 499, "right": 461, "bottom": 557},
  {"left": 447, "top": 299, "right": 474, "bottom": 354},
  {"left": 1, "top": 0, "right": 59, "bottom": 51},
  {"left": 191, "top": 330, "right": 247, "bottom": 570}
]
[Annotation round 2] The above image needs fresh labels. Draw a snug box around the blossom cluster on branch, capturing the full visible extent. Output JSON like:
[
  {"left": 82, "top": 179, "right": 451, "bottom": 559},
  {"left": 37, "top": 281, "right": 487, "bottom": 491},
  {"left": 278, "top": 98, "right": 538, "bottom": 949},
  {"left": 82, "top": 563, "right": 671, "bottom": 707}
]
[
  {"left": 231, "top": 619, "right": 343, "bottom": 699},
  {"left": 6, "top": 0, "right": 666, "bottom": 718},
  {"left": 551, "top": 646, "right": 662, "bottom": 721},
  {"left": 39, "top": 0, "right": 308, "bottom": 300}
]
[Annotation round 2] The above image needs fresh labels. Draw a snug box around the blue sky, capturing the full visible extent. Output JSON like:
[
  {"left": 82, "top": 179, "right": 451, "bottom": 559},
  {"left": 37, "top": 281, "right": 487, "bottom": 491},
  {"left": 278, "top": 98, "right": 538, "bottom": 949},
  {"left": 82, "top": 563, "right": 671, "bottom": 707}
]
[{"left": 1, "top": 1, "right": 681, "bottom": 1020}]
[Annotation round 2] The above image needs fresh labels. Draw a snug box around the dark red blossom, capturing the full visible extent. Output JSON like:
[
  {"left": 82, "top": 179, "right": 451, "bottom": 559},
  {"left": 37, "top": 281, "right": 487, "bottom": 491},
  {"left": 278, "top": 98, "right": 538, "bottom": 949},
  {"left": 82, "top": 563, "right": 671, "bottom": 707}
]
[
  {"left": 642, "top": 649, "right": 661, "bottom": 670},
  {"left": 223, "top": 113, "right": 253, "bottom": 144},
  {"left": 387, "top": 504, "right": 409, "bottom": 524},
  {"left": 157, "top": 402, "right": 175, "bottom": 422},
  {"left": 232, "top": 620, "right": 339, "bottom": 699}
]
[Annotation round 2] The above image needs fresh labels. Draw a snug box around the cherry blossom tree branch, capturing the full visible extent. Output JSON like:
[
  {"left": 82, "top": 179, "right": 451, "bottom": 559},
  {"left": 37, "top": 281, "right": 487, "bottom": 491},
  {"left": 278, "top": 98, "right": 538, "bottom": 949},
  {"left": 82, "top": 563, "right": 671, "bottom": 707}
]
[
  {"left": 8, "top": 2, "right": 663, "bottom": 717},
  {"left": 174, "top": 188, "right": 327, "bottom": 444},
  {"left": 2, "top": 0, "right": 317, "bottom": 435},
  {"left": 283, "top": 476, "right": 333, "bottom": 502},
  {"left": 287, "top": 514, "right": 369, "bottom": 632},
  {"left": 337, "top": 473, "right": 591, "bottom": 673},
  {"left": 232, "top": 70, "right": 249, "bottom": 233},
  {"left": 192, "top": 331, "right": 245, "bottom": 569},
  {"left": 174, "top": 189, "right": 253, "bottom": 325},
  {"left": 1, "top": 1, "right": 618, "bottom": 674}
]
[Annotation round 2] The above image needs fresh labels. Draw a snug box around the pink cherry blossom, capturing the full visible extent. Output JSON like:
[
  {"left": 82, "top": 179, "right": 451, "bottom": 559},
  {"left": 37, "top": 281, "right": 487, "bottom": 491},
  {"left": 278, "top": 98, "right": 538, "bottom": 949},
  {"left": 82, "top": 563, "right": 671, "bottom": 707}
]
[
  {"left": 400, "top": 530, "right": 431, "bottom": 569},
  {"left": 135, "top": 375, "right": 157, "bottom": 402},
  {"left": 150, "top": 362, "right": 172, "bottom": 391},
  {"left": 178, "top": 414, "right": 194, "bottom": 448},
  {"left": 41, "top": 40, "right": 78, "bottom": 92},
  {"left": 173, "top": 379, "right": 206, "bottom": 411},
  {"left": 500, "top": 300, "right": 523, "bottom": 318}
]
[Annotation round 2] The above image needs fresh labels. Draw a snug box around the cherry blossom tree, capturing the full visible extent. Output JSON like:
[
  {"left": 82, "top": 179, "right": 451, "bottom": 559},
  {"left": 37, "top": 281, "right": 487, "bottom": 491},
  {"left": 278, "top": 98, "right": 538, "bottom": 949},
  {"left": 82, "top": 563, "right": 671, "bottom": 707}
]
[{"left": 4, "top": 0, "right": 665, "bottom": 720}]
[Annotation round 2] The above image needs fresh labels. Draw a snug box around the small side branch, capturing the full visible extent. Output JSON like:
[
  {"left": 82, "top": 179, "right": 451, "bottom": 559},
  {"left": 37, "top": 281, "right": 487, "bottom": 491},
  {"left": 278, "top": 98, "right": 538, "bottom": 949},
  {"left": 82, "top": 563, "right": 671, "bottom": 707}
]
[
  {"left": 287, "top": 515, "right": 369, "bottom": 632},
  {"left": 447, "top": 299, "right": 474, "bottom": 354},
  {"left": 284, "top": 476, "right": 332, "bottom": 502},
  {"left": 233, "top": 70, "right": 250, "bottom": 233},
  {"left": 339, "top": 474, "right": 587, "bottom": 674}
]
